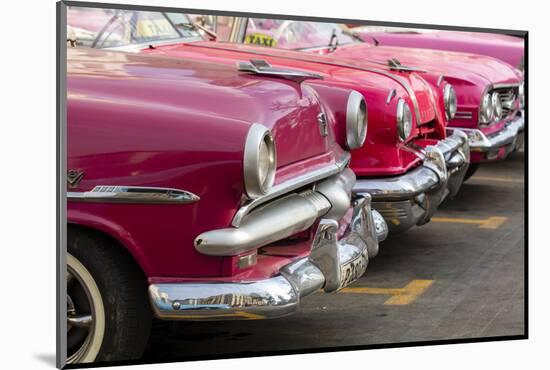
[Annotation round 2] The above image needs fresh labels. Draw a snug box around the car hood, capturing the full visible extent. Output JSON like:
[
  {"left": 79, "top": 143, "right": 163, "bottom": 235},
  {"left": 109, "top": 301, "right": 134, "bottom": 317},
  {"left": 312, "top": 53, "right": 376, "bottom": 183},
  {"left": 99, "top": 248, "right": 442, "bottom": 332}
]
[
  {"left": 68, "top": 47, "right": 330, "bottom": 169},
  {"left": 332, "top": 43, "right": 520, "bottom": 87},
  {"left": 353, "top": 28, "right": 524, "bottom": 68},
  {"left": 142, "top": 41, "right": 438, "bottom": 124}
]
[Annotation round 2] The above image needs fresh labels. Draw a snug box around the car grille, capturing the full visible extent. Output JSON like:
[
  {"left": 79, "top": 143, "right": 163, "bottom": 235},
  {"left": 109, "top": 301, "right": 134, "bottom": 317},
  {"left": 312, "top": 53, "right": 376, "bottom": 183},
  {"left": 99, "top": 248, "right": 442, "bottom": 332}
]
[{"left": 492, "top": 86, "right": 519, "bottom": 119}]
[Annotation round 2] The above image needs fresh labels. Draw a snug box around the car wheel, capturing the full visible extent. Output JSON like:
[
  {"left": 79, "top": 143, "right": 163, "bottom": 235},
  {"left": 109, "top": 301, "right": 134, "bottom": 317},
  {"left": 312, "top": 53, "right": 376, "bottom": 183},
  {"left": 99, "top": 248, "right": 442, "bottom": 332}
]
[
  {"left": 67, "top": 230, "right": 152, "bottom": 364},
  {"left": 463, "top": 163, "right": 479, "bottom": 181}
]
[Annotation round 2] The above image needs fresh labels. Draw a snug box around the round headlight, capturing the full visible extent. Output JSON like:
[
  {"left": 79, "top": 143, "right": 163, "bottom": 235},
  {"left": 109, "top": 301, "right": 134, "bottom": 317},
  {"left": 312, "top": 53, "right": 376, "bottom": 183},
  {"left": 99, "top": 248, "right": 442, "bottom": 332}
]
[
  {"left": 491, "top": 92, "right": 503, "bottom": 121},
  {"left": 518, "top": 82, "right": 525, "bottom": 108},
  {"left": 396, "top": 99, "right": 413, "bottom": 141},
  {"left": 479, "top": 92, "right": 494, "bottom": 124},
  {"left": 346, "top": 91, "right": 368, "bottom": 149},
  {"left": 443, "top": 84, "right": 457, "bottom": 120},
  {"left": 243, "top": 124, "right": 276, "bottom": 198}
]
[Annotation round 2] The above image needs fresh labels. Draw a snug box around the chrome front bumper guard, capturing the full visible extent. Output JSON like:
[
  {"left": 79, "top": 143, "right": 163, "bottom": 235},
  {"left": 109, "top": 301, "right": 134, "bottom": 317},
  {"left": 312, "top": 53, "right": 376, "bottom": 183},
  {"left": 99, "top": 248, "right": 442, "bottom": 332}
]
[
  {"left": 438, "top": 129, "right": 470, "bottom": 198},
  {"left": 461, "top": 115, "right": 525, "bottom": 154},
  {"left": 148, "top": 194, "right": 383, "bottom": 320},
  {"left": 353, "top": 145, "right": 449, "bottom": 234}
]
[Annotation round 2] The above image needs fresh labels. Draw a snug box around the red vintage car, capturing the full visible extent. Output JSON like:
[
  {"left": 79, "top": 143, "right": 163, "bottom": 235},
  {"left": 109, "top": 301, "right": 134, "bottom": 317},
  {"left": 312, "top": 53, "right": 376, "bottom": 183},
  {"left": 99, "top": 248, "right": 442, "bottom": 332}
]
[
  {"left": 66, "top": 46, "right": 386, "bottom": 363},
  {"left": 349, "top": 26, "right": 525, "bottom": 72},
  {"left": 67, "top": 8, "right": 470, "bottom": 236},
  {"left": 227, "top": 18, "right": 524, "bottom": 179}
]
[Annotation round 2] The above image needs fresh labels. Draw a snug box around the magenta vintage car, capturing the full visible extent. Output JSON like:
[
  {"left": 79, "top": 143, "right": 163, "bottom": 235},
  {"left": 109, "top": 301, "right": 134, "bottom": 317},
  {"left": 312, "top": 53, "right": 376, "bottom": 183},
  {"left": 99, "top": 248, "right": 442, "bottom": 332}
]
[
  {"left": 349, "top": 26, "right": 525, "bottom": 72},
  {"left": 67, "top": 8, "right": 470, "bottom": 236},
  {"left": 229, "top": 18, "right": 523, "bottom": 179},
  {"left": 66, "top": 46, "right": 387, "bottom": 363}
]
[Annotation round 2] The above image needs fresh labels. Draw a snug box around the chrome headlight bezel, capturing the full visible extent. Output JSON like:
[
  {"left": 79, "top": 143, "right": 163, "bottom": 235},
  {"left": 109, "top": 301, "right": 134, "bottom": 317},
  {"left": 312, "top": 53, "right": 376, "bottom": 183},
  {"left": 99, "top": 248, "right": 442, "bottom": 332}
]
[
  {"left": 479, "top": 92, "right": 494, "bottom": 124},
  {"left": 491, "top": 92, "right": 503, "bottom": 121},
  {"left": 443, "top": 84, "right": 457, "bottom": 120},
  {"left": 243, "top": 123, "right": 277, "bottom": 198},
  {"left": 346, "top": 91, "right": 368, "bottom": 149},
  {"left": 396, "top": 99, "right": 413, "bottom": 141}
]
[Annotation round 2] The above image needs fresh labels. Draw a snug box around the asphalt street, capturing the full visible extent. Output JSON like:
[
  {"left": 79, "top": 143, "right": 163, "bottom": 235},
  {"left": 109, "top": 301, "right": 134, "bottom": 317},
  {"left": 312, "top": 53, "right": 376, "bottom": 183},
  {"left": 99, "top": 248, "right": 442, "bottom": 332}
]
[{"left": 144, "top": 152, "right": 525, "bottom": 362}]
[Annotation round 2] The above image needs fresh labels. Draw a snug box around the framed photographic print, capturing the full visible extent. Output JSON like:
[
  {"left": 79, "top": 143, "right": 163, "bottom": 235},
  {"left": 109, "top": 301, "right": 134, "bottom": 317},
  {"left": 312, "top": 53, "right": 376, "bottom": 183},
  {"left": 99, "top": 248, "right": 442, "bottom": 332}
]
[{"left": 56, "top": 1, "right": 527, "bottom": 368}]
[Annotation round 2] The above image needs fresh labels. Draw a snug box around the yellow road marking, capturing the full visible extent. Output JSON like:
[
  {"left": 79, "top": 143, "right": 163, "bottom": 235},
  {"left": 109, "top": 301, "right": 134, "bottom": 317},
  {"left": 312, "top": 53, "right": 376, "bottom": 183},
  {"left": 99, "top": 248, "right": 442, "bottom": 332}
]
[
  {"left": 431, "top": 216, "right": 508, "bottom": 229},
  {"left": 340, "top": 279, "right": 434, "bottom": 305},
  {"left": 470, "top": 176, "right": 524, "bottom": 183}
]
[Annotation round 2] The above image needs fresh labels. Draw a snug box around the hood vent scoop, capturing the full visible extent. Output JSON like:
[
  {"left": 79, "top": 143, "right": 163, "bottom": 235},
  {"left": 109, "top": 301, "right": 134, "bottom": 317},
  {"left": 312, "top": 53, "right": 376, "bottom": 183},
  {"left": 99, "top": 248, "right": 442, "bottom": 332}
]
[
  {"left": 238, "top": 59, "right": 323, "bottom": 82},
  {"left": 387, "top": 58, "right": 427, "bottom": 73}
]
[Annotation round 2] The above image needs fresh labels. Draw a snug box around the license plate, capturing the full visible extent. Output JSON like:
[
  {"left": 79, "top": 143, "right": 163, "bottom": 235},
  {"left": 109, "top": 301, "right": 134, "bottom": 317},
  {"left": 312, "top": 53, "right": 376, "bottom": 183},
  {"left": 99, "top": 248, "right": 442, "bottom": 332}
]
[{"left": 339, "top": 250, "right": 368, "bottom": 289}]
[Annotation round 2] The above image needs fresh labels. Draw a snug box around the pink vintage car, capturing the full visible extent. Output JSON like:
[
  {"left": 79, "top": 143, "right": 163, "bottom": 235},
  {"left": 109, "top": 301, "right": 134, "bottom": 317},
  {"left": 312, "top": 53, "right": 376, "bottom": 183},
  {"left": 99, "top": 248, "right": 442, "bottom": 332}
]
[
  {"left": 349, "top": 26, "right": 525, "bottom": 72},
  {"left": 66, "top": 46, "right": 385, "bottom": 363},
  {"left": 67, "top": 8, "right": 470, "bottom": 237},
  {"left": 229, "top": 18, "right": 524, "bottom": 179}
]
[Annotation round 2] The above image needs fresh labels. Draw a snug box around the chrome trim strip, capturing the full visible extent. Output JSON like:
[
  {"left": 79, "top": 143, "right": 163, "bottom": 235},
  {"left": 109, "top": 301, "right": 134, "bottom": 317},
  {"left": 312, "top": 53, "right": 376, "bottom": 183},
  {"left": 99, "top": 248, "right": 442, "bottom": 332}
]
[
  {"left": 437, "top": 75, "right": 444, "bottom": 87},
  {"left": 185, "top": 43, "right": 424, "bottom": 124},
  {"left": 454, "top": 111, "right": 473, "bottom": 120},
  {"left": 232, "top": 152, "right": 351, "bottom": 227},
  {"left": 67, "top": 186, "right": 200, "bottom": 204},
  {"left": 492, "top": 83, "right": 520, "bottom": 89}
]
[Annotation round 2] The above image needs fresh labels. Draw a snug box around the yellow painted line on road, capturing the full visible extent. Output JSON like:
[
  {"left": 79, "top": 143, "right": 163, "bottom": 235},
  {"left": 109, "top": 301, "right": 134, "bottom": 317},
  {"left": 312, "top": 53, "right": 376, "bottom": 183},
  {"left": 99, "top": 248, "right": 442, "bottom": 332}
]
[
  {"left": 340, "top": 279, "right": 434, "bottom": 305},
  {"left": 431, "top": 216, "right": 508, "bottom": 229},
  {"left": 470, "top": 176, "right": 524, "bottom": 183}
]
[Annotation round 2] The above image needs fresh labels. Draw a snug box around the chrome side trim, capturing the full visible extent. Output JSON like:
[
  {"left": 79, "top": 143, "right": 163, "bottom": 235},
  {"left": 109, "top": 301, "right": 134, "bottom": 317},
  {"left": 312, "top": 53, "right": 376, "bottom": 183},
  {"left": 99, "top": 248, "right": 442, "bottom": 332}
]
[
  {"left": 231, "top": 152, "right": 351, "bottom": 227},
  {"left": 67, "top": 186, "right": 200, "bottom": 204},
  {"left": 185, "top": 43, "right": 424, "bottom": 124}
]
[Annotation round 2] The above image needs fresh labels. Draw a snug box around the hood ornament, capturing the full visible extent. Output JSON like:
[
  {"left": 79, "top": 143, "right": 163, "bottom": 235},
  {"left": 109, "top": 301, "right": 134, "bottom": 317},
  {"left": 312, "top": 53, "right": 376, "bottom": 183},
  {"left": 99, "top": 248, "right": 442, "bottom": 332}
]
[
  {"left": 238, "top": 59, "right": 323, "bottom": 82},
  {"left": 387, "top": 58, "right": 427, "bottom": 73}
]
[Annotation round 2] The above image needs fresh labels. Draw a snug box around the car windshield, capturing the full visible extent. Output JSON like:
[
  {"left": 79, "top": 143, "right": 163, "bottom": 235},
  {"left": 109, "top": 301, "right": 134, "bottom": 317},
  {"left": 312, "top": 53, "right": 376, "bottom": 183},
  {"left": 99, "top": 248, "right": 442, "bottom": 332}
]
[
  {"left": 67, "top": 7, "right": 202, "bottom": 49},
  {"left": 245, "top": 18, "right": 359, "bottom": 50}
]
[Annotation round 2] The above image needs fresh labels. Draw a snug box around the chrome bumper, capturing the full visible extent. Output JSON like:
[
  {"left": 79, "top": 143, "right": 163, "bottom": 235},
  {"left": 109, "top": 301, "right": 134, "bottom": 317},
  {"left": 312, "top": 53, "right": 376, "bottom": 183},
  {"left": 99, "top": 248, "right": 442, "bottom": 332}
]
[
  {"left": 438, "top": 129, "right": 470, "bottom": 198},
  {"left": 461, "top": 115, "right": 525, "bottom": 154},
  {"left": 353, "top": 145, "right": 448, "bottom": 234},
  {"left": 193, "top": 168, "right": 386, "bottom": 256},
  {"left": 148, "top": 194, "right": 382, "bottom": 320}
]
